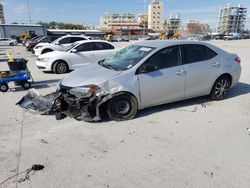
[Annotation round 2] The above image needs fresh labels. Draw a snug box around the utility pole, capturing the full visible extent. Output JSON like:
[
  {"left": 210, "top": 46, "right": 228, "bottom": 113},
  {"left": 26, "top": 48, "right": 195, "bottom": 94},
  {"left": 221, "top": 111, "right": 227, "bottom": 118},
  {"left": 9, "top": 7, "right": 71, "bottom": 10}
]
[
  {"left": 26, "top": 0, "right": 31, "bottom": 24},
  {"left": 143, "top": 0, "right": 146, "bottom": 37}
]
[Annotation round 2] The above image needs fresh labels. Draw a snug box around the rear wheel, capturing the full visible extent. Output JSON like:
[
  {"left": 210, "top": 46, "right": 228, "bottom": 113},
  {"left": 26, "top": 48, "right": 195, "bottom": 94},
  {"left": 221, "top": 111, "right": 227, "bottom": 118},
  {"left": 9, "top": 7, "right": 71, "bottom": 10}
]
[
  {"left": 21, "top": 81, "right": 31, "bottom": 90},
  {"left": 209, "top": 76, "right": 231, "bottom": 100},
  {"left": 107, "top": 94, "right": 138, "bottom": 121},
  {"left": 0, "top": 83, "right": 9, "bottom": 92},
  {"left": 53, "top": 61, "right": 68, "bottom": 74},
  {"left": 42, "top": 49, "right": 53, "bottom": 54}
]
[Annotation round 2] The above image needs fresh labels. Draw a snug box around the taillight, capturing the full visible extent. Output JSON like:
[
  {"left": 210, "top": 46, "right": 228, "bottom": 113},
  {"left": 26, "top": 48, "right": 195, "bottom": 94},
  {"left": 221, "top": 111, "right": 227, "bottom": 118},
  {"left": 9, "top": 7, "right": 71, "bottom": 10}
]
[{"left": 235, "top": 57, "right": 241, "bottom": 64}]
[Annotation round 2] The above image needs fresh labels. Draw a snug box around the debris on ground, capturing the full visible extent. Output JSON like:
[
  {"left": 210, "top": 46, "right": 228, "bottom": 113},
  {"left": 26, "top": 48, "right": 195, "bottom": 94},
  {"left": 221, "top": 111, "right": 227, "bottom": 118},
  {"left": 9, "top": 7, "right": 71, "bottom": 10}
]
[
  {"left": 247, "top": 128, "right": 250, "bottom": 135},
  {"left": 0, "top": 164, "right": 44, "bottom": 186}
]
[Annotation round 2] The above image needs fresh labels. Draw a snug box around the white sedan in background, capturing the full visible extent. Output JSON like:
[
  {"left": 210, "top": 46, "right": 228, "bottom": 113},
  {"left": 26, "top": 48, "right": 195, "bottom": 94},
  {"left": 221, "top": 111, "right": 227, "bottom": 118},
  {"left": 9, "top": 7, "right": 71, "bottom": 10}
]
[
  {"left": 36, "top": 40, "right": 116, "bottom": 74},
  {"left": 34, "top": 35, "right": 91, "bottom": 56},
  {"left": 0, "top": 38, "right": 18, "bottom": 46}
]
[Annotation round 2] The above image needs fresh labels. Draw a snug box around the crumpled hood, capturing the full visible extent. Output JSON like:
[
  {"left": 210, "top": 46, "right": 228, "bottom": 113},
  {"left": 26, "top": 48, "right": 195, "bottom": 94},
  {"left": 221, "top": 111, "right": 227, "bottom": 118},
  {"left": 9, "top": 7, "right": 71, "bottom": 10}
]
[{"left": 61, "top": 63, "right": 122, "bottom": 88}]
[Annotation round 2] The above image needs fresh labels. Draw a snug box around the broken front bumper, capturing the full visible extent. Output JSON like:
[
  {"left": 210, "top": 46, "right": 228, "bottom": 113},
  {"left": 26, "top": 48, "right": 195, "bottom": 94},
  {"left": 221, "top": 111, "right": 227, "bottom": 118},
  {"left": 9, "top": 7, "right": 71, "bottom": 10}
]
[{"left": 17, "top": 86, "right": 111, "bottom": 122}]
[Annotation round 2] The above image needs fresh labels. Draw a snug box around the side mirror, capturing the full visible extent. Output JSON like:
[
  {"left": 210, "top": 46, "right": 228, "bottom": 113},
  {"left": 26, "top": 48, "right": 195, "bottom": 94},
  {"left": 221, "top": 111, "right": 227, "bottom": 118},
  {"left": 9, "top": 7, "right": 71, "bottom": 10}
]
[
  {"left": 139, "top": 64, "right": 157, "bottom": 74},
  {"left": 54, "top": 41, "right": 59, "bottom": 45},
  {"left": 71, "top": 49, "right": 77, "bottom": 53}
]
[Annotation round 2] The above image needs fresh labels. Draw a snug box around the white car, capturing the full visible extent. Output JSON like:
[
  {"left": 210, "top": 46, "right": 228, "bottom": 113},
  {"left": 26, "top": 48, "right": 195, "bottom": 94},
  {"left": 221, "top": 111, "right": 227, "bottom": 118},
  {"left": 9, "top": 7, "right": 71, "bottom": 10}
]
[
  {"left": 0, "top": 38, "right": 18, "bottom": 46},
  {"left": 33, "top": 35, "right": 90, "bottom": 56},
  {"left": 36, "top": 40, "right": 116, "bottom": 74}
]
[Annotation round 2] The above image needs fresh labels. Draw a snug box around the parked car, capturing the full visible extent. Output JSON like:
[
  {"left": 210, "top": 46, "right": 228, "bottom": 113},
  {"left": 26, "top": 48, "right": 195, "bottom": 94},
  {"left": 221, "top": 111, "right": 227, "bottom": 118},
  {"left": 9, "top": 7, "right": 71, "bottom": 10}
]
[
  {"left": 36, "top": 40, "right": 116, "bottom": 74},
  {"left": 224, "top": 33, "right": 241, "bottom": 40},
  {"left": 214, "top": 34, "right": 225, "bottom": 40},
  {"left": 26, "top": 36, "right": 60, "bottom": 52},
  {"left": 0, "top": 38, "right": 18, "bottom": 46},
  {"left": 51, "top": 40, "right": 241, "bottom": 121},
  {"left": 33, "top": 35, "right": 91, "bottom": 56}
]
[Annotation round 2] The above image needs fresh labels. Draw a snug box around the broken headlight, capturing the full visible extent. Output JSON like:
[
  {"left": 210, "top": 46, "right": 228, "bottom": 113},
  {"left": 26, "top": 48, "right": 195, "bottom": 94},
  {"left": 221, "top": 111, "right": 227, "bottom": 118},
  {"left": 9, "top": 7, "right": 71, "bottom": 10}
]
[{"left": 69, "top": 85, "right": 102, "bottom": 98}]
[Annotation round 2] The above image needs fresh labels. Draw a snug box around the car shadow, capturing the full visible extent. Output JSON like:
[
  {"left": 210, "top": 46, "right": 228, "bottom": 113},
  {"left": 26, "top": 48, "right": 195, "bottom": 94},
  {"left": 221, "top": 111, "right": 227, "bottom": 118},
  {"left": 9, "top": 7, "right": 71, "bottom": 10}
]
[
  {"left": 9, "top": 79, "right": 60, "bottom": 92},
  {"left": 136, "top": 82, "right": 250, "bottom": 119}
]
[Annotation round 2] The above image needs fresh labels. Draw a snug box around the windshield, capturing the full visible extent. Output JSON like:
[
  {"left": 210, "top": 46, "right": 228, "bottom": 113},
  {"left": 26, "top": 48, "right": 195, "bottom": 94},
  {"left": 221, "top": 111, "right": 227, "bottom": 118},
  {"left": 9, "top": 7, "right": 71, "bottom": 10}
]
[
  {"left": 65, "top": 42, "right": 79, "bottom": 51},
  {"left": 99, "top": 45, "right": 155, "bottom": 71}
]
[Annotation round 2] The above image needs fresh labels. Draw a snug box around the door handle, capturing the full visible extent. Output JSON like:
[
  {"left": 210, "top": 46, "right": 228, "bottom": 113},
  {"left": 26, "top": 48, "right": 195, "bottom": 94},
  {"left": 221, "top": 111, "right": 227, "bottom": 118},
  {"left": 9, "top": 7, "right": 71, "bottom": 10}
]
[
  {"left": 176, "top": 70, "right": 186, "bottom": 75},
  {"left": 212, "top": 62, "right": 221, "bottom": 67}
]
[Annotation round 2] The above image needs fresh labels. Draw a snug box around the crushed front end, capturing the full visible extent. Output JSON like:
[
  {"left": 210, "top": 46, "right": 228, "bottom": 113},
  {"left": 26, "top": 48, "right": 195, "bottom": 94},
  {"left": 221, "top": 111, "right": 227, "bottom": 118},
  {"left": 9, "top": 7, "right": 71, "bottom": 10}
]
[{"left": 17, "top": 85, "right": 111, "bottom": 122}]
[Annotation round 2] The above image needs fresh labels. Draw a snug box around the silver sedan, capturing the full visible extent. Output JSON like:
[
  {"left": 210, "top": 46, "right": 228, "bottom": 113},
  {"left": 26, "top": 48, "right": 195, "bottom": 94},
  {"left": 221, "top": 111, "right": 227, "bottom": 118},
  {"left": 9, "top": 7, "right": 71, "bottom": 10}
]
[{"left": 56, "top": 40, "right": 241, "bottom": 121}]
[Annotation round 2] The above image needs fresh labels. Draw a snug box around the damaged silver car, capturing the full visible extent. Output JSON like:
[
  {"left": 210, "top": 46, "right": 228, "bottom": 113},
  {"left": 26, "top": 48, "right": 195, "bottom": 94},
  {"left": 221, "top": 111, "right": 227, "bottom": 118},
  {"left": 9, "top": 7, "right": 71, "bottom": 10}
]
[{"left": 18, "top": 40, "right": 241, "bottom": 121}]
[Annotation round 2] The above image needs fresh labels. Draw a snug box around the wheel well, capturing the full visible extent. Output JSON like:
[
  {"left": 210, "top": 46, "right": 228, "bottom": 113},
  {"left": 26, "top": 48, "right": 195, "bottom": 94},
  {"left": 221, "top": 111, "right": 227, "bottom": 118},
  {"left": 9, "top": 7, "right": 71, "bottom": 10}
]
[
  {"left": 52, "top": 60, "right": 69, "bottom": 71},
  {"left": 217, "top": 73, "right": 232, "bottom": 85},
  {"left": 100, "top": 91, "right": 138, "bottom": 108},
  {"left": 42, "top": 48, "right": 53, "bottom": 54}
]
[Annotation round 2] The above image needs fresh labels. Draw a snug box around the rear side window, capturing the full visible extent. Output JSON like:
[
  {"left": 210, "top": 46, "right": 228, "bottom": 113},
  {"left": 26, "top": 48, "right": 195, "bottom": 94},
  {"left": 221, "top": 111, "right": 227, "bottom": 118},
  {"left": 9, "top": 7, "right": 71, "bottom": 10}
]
[
  {"left": 92, "top": 42, "right": 115, "bottom": 51},
  {"left": 182, "top": 44, "right": 217, "bottom": 64},
  {"left": 70, "top": 37, "right": 86, "bottom": 43},
  {"left": 58, "top": 37, "right": 70, "bottom": 44},
  {"left": 75, "top": 43, "right": 92, "bottom": 52}
]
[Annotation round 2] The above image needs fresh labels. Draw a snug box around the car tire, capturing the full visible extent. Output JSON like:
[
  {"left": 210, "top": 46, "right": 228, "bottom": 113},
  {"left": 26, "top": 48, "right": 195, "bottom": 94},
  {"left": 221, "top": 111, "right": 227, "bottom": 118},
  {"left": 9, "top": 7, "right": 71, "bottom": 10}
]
[
  {"left": 53, "top": 61, "right": 68, "bottom": 74},
  {"left": 107, "top": 94, "right": 138, "bottom": 121},
  {"left": 31, "top": 49, "right": 35, "bottom": 54},
  {"left": 0, "top": 83, "right": 9, "bottom": 92},
  {"left": 42, "top": 49, "right": 53, "bottom": 54},
  {"left": 10, "top": 43, "right": 14, "bottom": 46},
  {"left": 21, "top": 81, "right": 31, "bottom": 90},
  {"left": 209, "top": 76, "right": 231, "bottom": 100}
]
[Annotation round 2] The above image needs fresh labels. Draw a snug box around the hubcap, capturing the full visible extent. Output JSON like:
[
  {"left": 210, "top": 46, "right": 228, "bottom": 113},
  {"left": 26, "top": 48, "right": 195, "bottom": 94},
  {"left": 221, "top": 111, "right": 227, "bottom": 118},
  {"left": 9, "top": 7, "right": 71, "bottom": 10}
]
[
  {"left": 1, "top": 85, "right": 7, "bottom": 90},
  {"left": 215, "top": 79, "right": 230, "bottom": 98},
  {"left": 24, "top": 83, "right": 30, "bottom": 88},
  {"left": 114, "top": 100, "right": 130, "bottom": 115},
  {"left": 57, "top": 63, "right": 67, "bottom": 73}
]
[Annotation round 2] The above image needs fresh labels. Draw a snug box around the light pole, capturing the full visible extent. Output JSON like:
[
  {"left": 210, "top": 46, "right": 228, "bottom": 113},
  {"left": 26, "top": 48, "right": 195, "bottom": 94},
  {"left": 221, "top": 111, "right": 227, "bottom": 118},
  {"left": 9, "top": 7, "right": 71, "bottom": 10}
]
[{"left": 26, "top": 0, "right": 31, "bottom": 24}]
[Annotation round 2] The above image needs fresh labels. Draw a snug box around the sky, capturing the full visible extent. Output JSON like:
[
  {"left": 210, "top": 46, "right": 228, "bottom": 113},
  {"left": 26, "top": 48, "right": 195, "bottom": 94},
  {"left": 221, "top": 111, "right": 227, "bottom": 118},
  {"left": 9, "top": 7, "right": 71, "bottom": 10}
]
[{"left": 2, "top": 0, "right": 250, "bottom": 29}]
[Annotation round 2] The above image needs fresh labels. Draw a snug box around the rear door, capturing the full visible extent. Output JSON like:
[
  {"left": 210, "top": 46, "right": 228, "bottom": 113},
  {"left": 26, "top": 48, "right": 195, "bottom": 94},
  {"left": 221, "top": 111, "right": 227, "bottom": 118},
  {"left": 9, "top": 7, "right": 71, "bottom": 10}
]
[
  {"left": 181, "top": 44, "right": 220, "bottom": 98},
  {"left": 70, "top": 42, "right": 94, "bottom": 69},
  {"left": 137, "top": 45, "right": 186, "bottom": 107},
  {"left": 92, "top": 42, "right": 115, "bottom": 62}
]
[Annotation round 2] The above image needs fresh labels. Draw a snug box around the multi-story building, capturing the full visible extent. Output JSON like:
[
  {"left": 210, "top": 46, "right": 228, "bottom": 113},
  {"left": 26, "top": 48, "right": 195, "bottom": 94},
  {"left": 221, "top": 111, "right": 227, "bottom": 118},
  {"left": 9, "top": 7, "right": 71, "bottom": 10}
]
[
  {"left": 165, "top": 13, "right": 181, "bottom": 32},
  {"left": 99, "top": 13, "right": 143, "bottom": 36},
  {"left": 217, "top": 4, "right": 247, "bottom": 34},
  {"left": 138, "top": 13, "right": 148, "bottom": 27},
  {"left": 148, "top": 0, "right": 164, "bottom": 31},
  {"left": 100, "top": 13, "right": 137, "bottom": 30},
  {"left": 0, "top": 2, "right": 5, "bottom": 24}
]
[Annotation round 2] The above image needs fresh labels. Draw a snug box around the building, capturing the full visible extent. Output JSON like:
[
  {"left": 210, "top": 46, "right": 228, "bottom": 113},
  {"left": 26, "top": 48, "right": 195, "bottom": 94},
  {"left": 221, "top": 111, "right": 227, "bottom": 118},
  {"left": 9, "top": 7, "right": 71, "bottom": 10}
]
[
  {"left": 100, "top": 13, "right": 145, "bottom": 36},
  {"left": 148, "top": 0, "right": 164, "bottom": 31},
  {"left": 0, "top": 24, "right": 47, "bottom": 38},
  {"left": 138, "top": 13, "right": 148, "bottom": 27},
  {"left": 0, "top": 2, "right": 5, "bottom": 24},
  {"left": 165, "top": 13, "right": 181, "bottom": 32},
  {"left": 217, "top": 4, "right": 247, "bottom": 34},
  {"left": 100, "top": 13, "right": 137, "bottom": 30},
  {"left": 186, "top": 20, "right": 210, "bottom": 34}
]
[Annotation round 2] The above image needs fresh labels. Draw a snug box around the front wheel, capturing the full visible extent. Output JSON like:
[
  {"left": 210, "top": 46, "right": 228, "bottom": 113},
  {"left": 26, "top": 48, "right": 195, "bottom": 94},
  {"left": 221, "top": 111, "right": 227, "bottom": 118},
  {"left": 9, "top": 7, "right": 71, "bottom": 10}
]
[
  {"left": 0, "top": 83, "right": 9, "bottom": 92},
  {"left": 209, "top": 76, "right": 231, "bottom": 100},
  {"left": 53, "top": 61, "right": 68, "bottom": 74},
  {"left": 107, "top": 94, "right": 138, "bottom": 121}
]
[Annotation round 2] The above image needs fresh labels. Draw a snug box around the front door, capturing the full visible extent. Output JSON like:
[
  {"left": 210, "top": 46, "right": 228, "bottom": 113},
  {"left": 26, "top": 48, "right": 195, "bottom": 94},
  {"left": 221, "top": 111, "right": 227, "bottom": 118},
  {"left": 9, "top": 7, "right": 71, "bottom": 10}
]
[
  {"left": 137, "top": 45, "right": 186, "bottom": 108},
  {"left": 70, "top": 42, "right": 94, "bottom": 69}
]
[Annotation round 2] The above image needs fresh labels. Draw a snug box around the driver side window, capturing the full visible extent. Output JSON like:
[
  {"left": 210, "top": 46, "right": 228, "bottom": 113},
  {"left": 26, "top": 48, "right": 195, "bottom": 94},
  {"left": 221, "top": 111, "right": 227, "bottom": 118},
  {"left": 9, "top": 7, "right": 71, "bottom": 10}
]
[{"left": 143, "top": 45, "right": 181, "bottom": 72}]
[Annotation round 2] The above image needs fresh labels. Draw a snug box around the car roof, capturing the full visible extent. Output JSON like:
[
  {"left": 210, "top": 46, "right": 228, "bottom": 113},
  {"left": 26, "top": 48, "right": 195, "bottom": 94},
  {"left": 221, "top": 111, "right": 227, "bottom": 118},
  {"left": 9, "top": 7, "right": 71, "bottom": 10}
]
[
  {"left": 74, "top": 40, "right": 114, "bottom": 45},
  {"left": 134, "top": 40, "right": 211, "bottom": 49}
]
